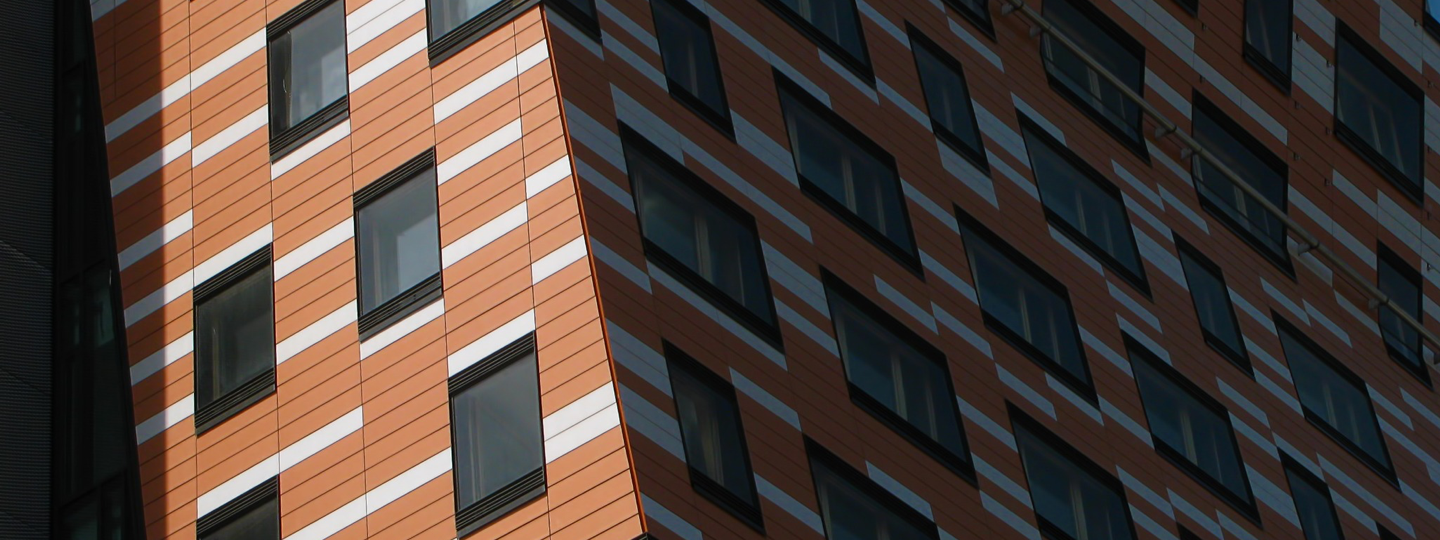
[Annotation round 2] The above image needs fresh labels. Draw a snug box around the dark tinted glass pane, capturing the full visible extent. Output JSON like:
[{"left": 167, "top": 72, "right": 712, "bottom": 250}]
[
  {"left": 430, "top": 0, "right": 504, "bottom": 39},
  {"left": 1279, "top": 327, "right": 1390, "bottom": 470},
  {"left": 1192, "top": 106, "right": 1287, "bottom": 260},
  {"left": 270, "top": 1, "right": 346, "bottom": 132},
  {"left": 1286, "top": 466, "right": 1343, "bottom": 540},
  {"left": 1016, "top": 425, "right": 1135, "bottom": 540},
  {"left": 830, "top": 293, "right": 966, "bottom": 457},
  {"left": 653, "top": 0, "right": 727, "bottom": 118},
  {"left": 812, "top": 457, "right": 933, "bottom": 540},
  {"left": 357, "top": 169, "right": 440, "bottom": 313},
  {"left": 1042, "top": 0, "right": 1143, "bottom": 141},
  {"left": 670, "top": 361, "right": 756, "bottom": 506},
  {"left": 452, "top": 352, "right": 544, "bottom": 509},
  {"left": 1177, "top": 247, "right": 1245, "bottom": 355},
  {"left": 947, "top": 0, "right": 990, "bottom": 25},
  {"left": 1024, "top": 127, "right": 1143, "bottom": 278},
  {"left": 914, "top": 40, "right": 983, "bottom": 157},
  {"left": 629, "top": 148, "right": 773, "bottom": 325},
  {"left": 196, "top": 265, "right": 275, "bottom": 409},
  {"left": 1244, "top": 0, "right": 1291, "bottom": 72},
  {"left": 201, "top": 497, "right": 279, "bottom": 540},
  {"left": 775, "top": 0, "right": 866, "bottom": 64},
  {"left": 1336, "top": 35, "right": 1422, "bottom": 190},
  {"left": 1378, "top": 253, "right": 1422, "bottom": 371},
  {"left": 1132, "top": 357, "right": 1249, "bottom": 501},
  {"left": 555, "top": 0, "right": 596, "bottom": 16}
]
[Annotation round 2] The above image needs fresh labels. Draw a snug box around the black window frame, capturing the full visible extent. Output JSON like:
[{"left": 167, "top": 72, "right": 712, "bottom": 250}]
[
  {"left": 1282, "top": 454, "right": 1346, "bottom": 540},
  {"left": 353, "top": 149, "right": 443, "bottom": 340},
  {"left": 1174, "top": 237, "right": 1251, "bottom": 373},
  {"left": 193, "top": 246, "right": 276, "bottom": 434},
  {"left": 776, "top": 71, "right": 922, "bottom": 273},
  {"left": 545, "top": 0, "right": 601, "bottom": 39},
  {"left": 1376, "top": 244, "right": 1429, "bottom": 386},
  {"left": 1241, "top": 0, "right": 1293, "bottom": 91},
  {"left": 427, "top": 0, "right": 539, "bottom": 65},
  {"left": 196, "top": 478, "right": 279, "bottom": 540},
  {"left": 448, "top": 333, "right": 547, "bottom": 536},
  {"left": 1019, "top": 114, "right": 1150, "bottom": 295},
  {"left": 650, "top": 0, "right": 734, "bottom": 137},
  {"left": 943, "top": 0, "right": 995, "bottom": 38},
  {"left": 908, "top": 25, "right": 989, "bottom": 172},
  {"left": 1127, "top": 338, "right": 1258, "bottom": 521},
  {"left": 1275, "top": 316, "right": 1396, "bottom": 483},
  {"left": 266, "top": 0, "right": 350, "bottom": 161},
  {"left": 663, "top": 342, "right": 765, "bottom": 532},
  {"left": 1039, "top": 0, "right": 1149, "bottom": 159},
  {"left": 1010, "top": 403, "right": 1140, "bottom": 540},
  {"left": 805, "top": 437, "right": 942, "bottom": 540},
  {"left": 1172, "top": 0, "right": 1198, "bottom": 16},
  {"left": 821, "top": 270, "right": 975, "bottom": 481},
  {"left": 1189, "top": 93, "right": 1293, "bottom": 274},
  {"left": 619, "top": 124, "right": 783, "bottom": 347},
  {"left": 957, "top": 207, "right": 1094, "bottom": 400},
  {"left": 1333, "top": 23, "right": 1426, "bottom": 204},
  {"left": 757, "top": 0, "right": 872, "bottom": 82}
]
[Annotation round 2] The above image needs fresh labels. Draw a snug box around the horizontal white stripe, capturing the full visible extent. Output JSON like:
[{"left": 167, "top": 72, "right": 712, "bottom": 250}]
[
  {"left": 111, "top": 132, "right": 192, "bottom": 196},
  {"left": 433, "top": 40, "right": 550, "bottom": 123},
  {"left": 543, "top": 382, "right": 615, "bottom": 437},
  {"left": 531, "top": 236, "right": 587, "bottom": 284},
  {"left": 135, "top": 394, "right": 194, "bottom": 444},
  {"left": 274, "top": 218, "right": 354, "bottom": 280},
  {"left": 524, "top": 156, "right": 571, "bottom": 198},
  {"left": 193, "top": 105, "right": 268, "bottom": 167},
  {"left": 349, "top": 30, "right": 426, "bottom": 93},
  {"left": 448, "top": 310, "right": 535, "bottom": 377},
  {"left": 123, "top": 270, "right": 193, "bottom": 327},
  {"left": 192, "top": 30, "right": 267, "bottom": 90},
  {"left": 365, "top": 448, "right": 452, "bottom": 511},
  {"left": 279, "top": 407, "right": 364, "bottom": 471},
  {"left": 276, "top": 301, "right": 357, "bottom": 365},
  {"left": 347, "top": 0, "right": 424, "bottom": 53},
  {"left": 118, "top": 210, "right": 192, "bottom": 271},
  {"left": 284, "top": 497, "right": 366, "bottom": 540},
  {"left": 272, "top": 120, "right": 350, "bottom": 179},
  {"left": 440, "top": 202, "right": 527, "bottom": 268},
  {"left": 544, "top": 403, "right": 619, "bottom": 463},
  {"left": 193, "top": 224, "right": 272, "bottom": 285},
  {"left": 346, "top": 0, "right": 405, "bottom": 37},
  {"left": 197, "top": 455, "right": 280, "bottom": 517},
  {"left": 106, "top": 75, "right": 191, "bottom": 142},
  {"left": 436, "top": 119, "right": 522, "bottom": 184},
  {"left": 129, "top": 332, "right": 194, "bottom": 385},
  {"left": 360, "top": 299, "right": 444, "bottom": 359}
]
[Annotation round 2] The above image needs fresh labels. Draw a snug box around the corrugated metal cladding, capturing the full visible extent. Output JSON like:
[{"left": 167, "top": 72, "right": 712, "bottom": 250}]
[{"left": 91, "top": 0, "right": 1440, "bottom": 539}]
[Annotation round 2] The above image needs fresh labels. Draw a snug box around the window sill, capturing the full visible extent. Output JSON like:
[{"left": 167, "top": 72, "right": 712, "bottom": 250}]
[
  {"left": 1043, "top": 211, "right": 1151, "bottom": 299},
  {"left": 798, "top": 179, "right": 924, "bottom": 279},
  {"left": 981, "top": 313, "right": 1095, "bottom": 403},
  {"left": 643, "top": 247, "right": 784, "bottom": 352},
  {"left": 455, "top": 468, "right": 546, "bottom": 538},
  {"left": 936, "top": 125, "right": 990, "bottom": 175},
  {"left": 848, "top": 386, "right": 977, "bottom": 484},
  {"left": 1042, "top": 72, "right": 1150, "bottom": 164},
  {"left": 1195, "top": 198, "right": 1294, "bottom": 279},
  {"left": 429, "top": 0, "right": 540, "bottom": 66},
  {"left": 755, "top": 0, "right": 873, "bottom": 84},
  {"left": 1334, "top": 122, "right": 1424, "bottom": 206},
  {"left": 196, "top": 478, "right": 278, "bottom": 536},
  {"left": 1202, "top": 331, "right": 1253, "bottom": 376},
  {"left": 270, "top": 98, "right": 348, "bottom": 162},
  {"left": 666, "top": 81, "right": 735, "bottom": 141},
  {"left": 196, "top": 369, "right": 276, "bottom": 434},
  {"left": 1152, "top": 442, "right": 1261, "bottom": 526},
  {"left": 1384, "top": 344, "right": 1432, "bottom": 388},
  {"left": 689, "top": 471, "right": 765, "bottom": 534},
  {"left": 358, "top": 273, "right": 443, "bottom": 341},
  {"left": 1242, "top": 45, "right": 1292, "bottom": 95},
  {"left": 1301, "top": 409, "right": 1399, "bottom": 489}
]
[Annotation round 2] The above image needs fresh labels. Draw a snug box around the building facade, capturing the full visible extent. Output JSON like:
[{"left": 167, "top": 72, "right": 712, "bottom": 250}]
[{"left": 84, "top": 0, "right": 1440, "bottom": 538}]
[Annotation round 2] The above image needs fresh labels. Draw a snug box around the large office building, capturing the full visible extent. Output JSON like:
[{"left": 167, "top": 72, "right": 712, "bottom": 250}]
[{"left": 61, "top": 0, "right": 1440, "bottom": 538}]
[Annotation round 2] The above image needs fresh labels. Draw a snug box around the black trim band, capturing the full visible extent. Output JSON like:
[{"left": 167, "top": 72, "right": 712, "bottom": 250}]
[
  {"left": 454, "top": 467, "right": 545, "bottom": 536},
  {"left": 196, "top": 477, "right": 278, "bottom": 536},
  {"left": 196, "top": 369, "right": 277, "bottom": 434},
  {"left": 195, "top": 245, "right": 272, "bottom": 302},
  {"left": 450, "top": 332, "right": 537, "bottom": 392}
]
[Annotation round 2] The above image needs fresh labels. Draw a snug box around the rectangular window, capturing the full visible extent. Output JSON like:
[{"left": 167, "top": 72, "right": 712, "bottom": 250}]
[
  {"left": 824, "top": 273, "right": 971, "bottom": 475},
  {"left": 268, "top": 0, "right": 348, "bottom": 159},
  {"left": 449, "top": 335, "right": 546, "bottom": 535},
  {"left": 1130, "top": 341, "right": 1255, "bottom": 515},
  {"left": 808, "top": 440, "right": 939, "bottom": 540},
  {"left": 1277, "top": 318, "right": 1393, "bottom": 478},
  {"left": 666, "top": 344, "right": 763, "bottom": 529},
  {"left": 910, "top": 28, "right": 987, "bottom": 169},
  {"left": 959, "top": 211, "right": 1090, "bottom": 396},
  {"left": 945, "top": 0, "right": 993, "bottom": 36},
  {"left": 1377, "top": 245, "right": 1426, "bottom": 384},
  {"left": 779, "top": 75, "right": 918, "bottom": 269},
  {"left": 621, "top": 126, "right": 779, "bottom": 342},
  {"left": 1284, "top": 457, "right": 1344, "bottom": 540},
  {"left": 1175, "top": 239, "right": 1249, "bottom": 370},
  {"left": 197, "top": 479, "right": 278, "bottom": 540},
  {"left": 651, "top": 0, "right": 732, "bottom": 133},
  {"left": 1041, "top": 0, "right": 1145, "bottom": 153},
  {"left": 427, "top": 0, "right": 531, "bottom": 62},
  {"left": 1021, "top": 118, "right": 1147, "bottom": 292},
  {"left": 1012, "top": 408, "right": 1137, "bottom": 540},
  {"left": 761, "top": 0, "right": 869, "bottom": 78},
  {"left": 1191, "top": 95, "right": 1290, "bottom": 268},
  {"left": 194, "top": 247, "right": 275, "bottom": 432},
  {"left": 1335, "top": 25, "right": 1425, "bottom": 200},
  {"left": 1243, "top": 0, "right": 1292, "bottom": 87},
  {"left": 354, "top": 151, "right": 442, "bottom": 338}
]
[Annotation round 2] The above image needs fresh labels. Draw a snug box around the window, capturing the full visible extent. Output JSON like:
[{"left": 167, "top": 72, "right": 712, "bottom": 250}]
[
  {"left": 1335, "top": 25, "right": 1424, "bottom": 200},
  {"left": 808, "top": 439, "right": 940, "bottom": 540},
  {"left": 547, "top": 0, "right": 599, "bottom": 35},
  {"left": 1012, "top": 408, "right": 1137, "bottom": 540},
  {"left": 1041, "top": 0, "right": 1145, "bottom": 153},
  {"left": 268, "top": 0, "right": 348, "bottom": 159},
  {"left": 651, "top": 0, "right": 731, "bottom": 133},
  {"left": 427, "top": 0, "right": 533, "bottom": 62},
  {"left": 194, "top": 247, "right": 275, "bottom": 432},
  {"left": 1427, "top": 1, "right": 1440, "bottom": 40},
  {"left": 449, "top": 335, "right": 546, "bottom": 535},
  {"left": 666, "top": 344, "right": 763, "bottom": 529},
  {"left": 945, "top": 0, "right": 993, "bottom": 36},
  {"left": 354, "top": 151, "right": 442, "bottom": 338},
  {"left": 958, "top": 211, "right": 1090, "bottom": 396},
  {"left": 1277, "top": 318, "right": 1393, "bottom": 478},
  {"left": 1242, "top": 0, "right": 1292, "bottom": 87},
  {"left": 1175, "top": 239, "right": 1249, "bottom": 370},
  {"left": 1021, "top": 118, "right": 1147, "bottom": 292},
  {"left": 1377, "top": 245, "right": 1426, "bottom": 384},
  {"left": 1172, "top": 0, "right": 1198, "bottom": 15},
  {"left": 778, "top": 75, "right": 918, "bottom": 268},
  {"left": 1191, "top": 95, "right": 1290, "bottom": 268},
  {"left": 1130, "top": 341, "right": 1255, "bottom": 516},
  {"left": 197, "top": 480, "right": 279, "bottom": 540},
  {"left": 1284, "top": 457, "right": 1344, "bottom": 540},
  {"left": 910, "top": 28, "right": 987, "bottom": 169},
  {"left": 760, "top": 0, "right": 870, "bottom": 78},
  {"left": 824, "top": 273, "right": 971, "bottom": 475},
  {"left": 621, "top": 126, "right": 779, "bottom": 342}
]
